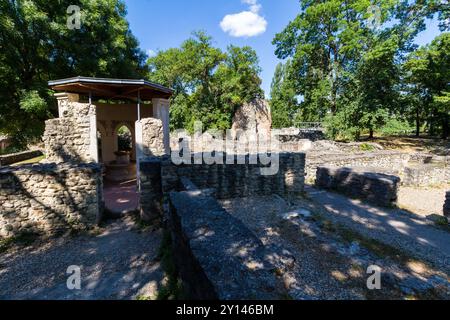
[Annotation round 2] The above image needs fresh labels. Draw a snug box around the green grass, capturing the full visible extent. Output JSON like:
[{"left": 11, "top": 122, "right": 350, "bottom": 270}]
[
  {"left": 156, "top": 230, "right": 185, "bottom": 300},
  {"left": 11, "top": 154, "right": 45, "bottom": 166},
  {"left": 359, "top": 143, "right": 375, "bottom": 152},
  {"left": 0, "top": 231, "right": 40, "bottom": 253}
]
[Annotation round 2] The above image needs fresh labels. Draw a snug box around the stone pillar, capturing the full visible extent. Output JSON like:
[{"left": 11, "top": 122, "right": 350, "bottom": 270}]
[
  {"left": 152, "top": 98, "right": 170, "bottom": 154},
  {"left": 54, "top": 92, "right": 80, "bottom": 118}
]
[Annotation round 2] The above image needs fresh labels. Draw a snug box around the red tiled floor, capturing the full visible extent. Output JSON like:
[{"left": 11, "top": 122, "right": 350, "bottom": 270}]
[{"left": 104, "top": 179, "right": 139, "bottom": 213}]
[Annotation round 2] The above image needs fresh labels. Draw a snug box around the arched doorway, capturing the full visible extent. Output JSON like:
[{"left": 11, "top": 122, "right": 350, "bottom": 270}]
[{"left": 104, "top": 123, "right": 138, "bottom": 215}]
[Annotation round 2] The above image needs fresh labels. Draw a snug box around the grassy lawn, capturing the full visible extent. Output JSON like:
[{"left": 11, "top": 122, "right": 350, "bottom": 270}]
[{"left": 11, "top": 154, "right": 45, "bottom": 166}]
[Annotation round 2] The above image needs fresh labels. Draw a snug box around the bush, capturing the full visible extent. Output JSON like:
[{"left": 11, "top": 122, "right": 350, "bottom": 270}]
[{"left": 380, "top": 118, "right": 414, "bottom": 136}]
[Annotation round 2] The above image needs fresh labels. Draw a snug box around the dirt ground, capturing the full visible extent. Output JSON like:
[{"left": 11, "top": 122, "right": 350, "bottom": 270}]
[
  {"left": 220, "top": 194, "right": 450, "bottom": 300},
  {"left": 0, "top": 216, "right": 166, "bottom": 300},
  {"left": 370, "top": 136, "right": 449, "bottom": 155}
]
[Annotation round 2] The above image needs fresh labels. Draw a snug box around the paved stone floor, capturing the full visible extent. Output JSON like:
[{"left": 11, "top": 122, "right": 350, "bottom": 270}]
[{"left": 104, "top": 180, "right": 139, "bottom": 214}]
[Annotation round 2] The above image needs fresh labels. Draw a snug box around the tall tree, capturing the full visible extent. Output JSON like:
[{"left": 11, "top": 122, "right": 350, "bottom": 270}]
[
  {"left": 270, "top": 60, "right": 299, "bottom": 128},
  {"left": 0, "top": 0, "right": 147, "bottom": 145},
  {"left": 272, "top": 0, "right": 446, "bottom": 140},
  {"left": 147, "top": 32, "right": 264, "bottom": 132},
  {"left": 403, "top": 33, "right": 450, "bottom": 138}
]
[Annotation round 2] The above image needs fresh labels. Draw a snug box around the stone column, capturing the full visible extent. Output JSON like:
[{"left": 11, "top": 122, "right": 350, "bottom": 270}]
[
  {"left": 54, "top": 92, "right": 80, "bottom": 118},
  {"left": 152, "top": 98, "right": 170, "bottom": 154}
]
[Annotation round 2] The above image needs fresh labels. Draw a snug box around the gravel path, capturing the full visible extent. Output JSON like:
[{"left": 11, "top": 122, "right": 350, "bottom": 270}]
[
  {"left": 221, "top": 196, "right": 367, "bottom": 300},
  {"left": 305, "top": 185, "right": 450, "bottom": 274},
  {"left": 221, "top": 195, "right": 450, "bottom": 299},
  {"left": 398, "top": 186, "right": 447, "bottom": 217},
  {"left": 0, "top": 217, "right": 164, "bottom": 300}
]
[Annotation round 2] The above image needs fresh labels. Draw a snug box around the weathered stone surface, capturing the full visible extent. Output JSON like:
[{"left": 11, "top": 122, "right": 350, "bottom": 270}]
[
  {"left": 0, "top": 163, "right": 103, "bottom": 238},
  {"left": 169, "top": 188, "right": 286, "bottom": 299},
  {"left": 160, "top": 152, "right": 305, "bottom": 199},
  {"left": 42, "top": 102, "right": 95, "bottom": 163},
  {"left": 402, "top": 163, "right": 450, "bottom": 187},
  {"left": 0, "top": 150, "right": 43, "bottom": 166},
  {"left": 231, "top": 99, "right": 271, "bottom": 139},
  {"left": 305, "top": 151, "right": 409, "bottom": 183},
  {"left": 139, "top": 118, "right": 166, "bottom": 157},
  {"left": 316, "top": 166, "right": 400, "bottom": 207},
  {"left": 139, "top": 159, "right": 162, "bottom": 223}
]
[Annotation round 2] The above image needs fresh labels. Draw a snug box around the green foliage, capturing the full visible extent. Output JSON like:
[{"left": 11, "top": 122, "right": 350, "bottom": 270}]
[
  {"left": 380, "top": 118, "right": 414, "bottom": 136},
  {"left": 147, "top": 31, "right": 264, "bottom": 132},
  {"left": 270, "top": 60, "right": 299, "bottom": 128},
  {"left": 359, "top": 143, "right": 375, "bottom": 152},
  {"left": 0, "top": 0, "right": 147, "bottom": 146},
  {"left": 403, "top": 33, "right": 450, "bottom": 138},
  {"left": 272, "top": 0, "right": 449, "bottom": 140}
]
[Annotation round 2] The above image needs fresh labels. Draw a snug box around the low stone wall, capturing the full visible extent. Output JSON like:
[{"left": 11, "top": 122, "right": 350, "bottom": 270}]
[
  {"left": 169, "top": 187, "right": 286, "bottom": 299},
  {"left": 0, "top": 163, "right": 103, "bottom": 238},
  {"left": 402, "top": 163, "right": 450, "bottom": 187},
  {"left": 444, "top": 191, "right": 450, "bottom": 219},
  {"left": 161, "top": 152, "right": 305, "bottom": 199},
  {"left": 316, "top": 166, "right": 400, "bottom": 207},
  {"left": 277, "top": 129, "right": 325, "bottom": 142},
  {"left": 0, "top": 150, "right": 43, "bottom": 166},
  {"left": 306, "top": 151, "right": 409, "bottom": 183},
  {"left": 139, "top": 159, "right": 162, "bottom": 223},
  {"left": 42, "top": 102, "right": 96, "bottom": 163}
]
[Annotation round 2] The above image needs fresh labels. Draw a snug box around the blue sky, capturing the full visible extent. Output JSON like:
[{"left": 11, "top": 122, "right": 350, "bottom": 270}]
[{"left": 123, "top": 0, "right": 443, "bottom": 97}]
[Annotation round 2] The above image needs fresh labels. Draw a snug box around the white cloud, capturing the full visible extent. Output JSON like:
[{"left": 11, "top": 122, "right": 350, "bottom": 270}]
[
  {"left": 220, "top": 0, "right": 267, "bottom": 37},
  {"left": 242, "top": 0, "right": 261, "bottom": 13}
]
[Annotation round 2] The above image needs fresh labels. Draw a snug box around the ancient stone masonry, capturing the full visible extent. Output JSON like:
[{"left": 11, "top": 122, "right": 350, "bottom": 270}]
[
  {"left": 42, "top": 102, "right": 96, "bottom": 163},
  {"left": 316, "top": 166, "right": 400, "bottom": 207},
  {"left": 137, "top": 117, "right": 166, "bottom": 157},
  {"left": 444, "top": 191, "right": 450, "bottom": 220},
  {"left": 139, "top": 159, "right": 163, "bottom": 223},
  {"left": 169, "top": 186, "right": 286, "bottom": 299},
  {"left": 138, "top": 152, "right": 305, "bottom": 223},
  {"left": 305, "top": 151, "right": 409, "bottom": 182},
  {"left": 160, "top": 152, "right": 306, "bottom": 199},
  {"left": 402, "top": 163, "right": 450, "bottom": 187},
  {"left": 0, "top": 163, "right": 103, "bottom": 238}
]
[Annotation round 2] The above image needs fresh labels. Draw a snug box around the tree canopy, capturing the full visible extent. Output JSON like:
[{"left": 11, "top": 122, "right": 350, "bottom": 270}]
[
  {"left": 0, "top": 0, "right": 147, "bottom": 145},
  {"left": 271, "top": 0, "right": 449, "bottom": 140},
  {"left": 147, "top": 31, "right": 264, "bottom": 132}
]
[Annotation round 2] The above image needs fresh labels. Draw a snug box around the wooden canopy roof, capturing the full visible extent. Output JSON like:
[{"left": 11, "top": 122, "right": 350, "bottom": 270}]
[{"left": 48, "top": 76, "right": 173, "bottom": 101}]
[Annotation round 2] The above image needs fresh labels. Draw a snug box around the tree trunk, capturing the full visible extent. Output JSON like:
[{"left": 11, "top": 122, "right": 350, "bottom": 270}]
[
  {"left": 369, "top": 128, "right": 374, "bottom": 139},
  {"left": 415, "top": 107, "right": 420, "bottom": 137},
  {"left": 442, "top": 113, "right": 449, "bottom": 140}
]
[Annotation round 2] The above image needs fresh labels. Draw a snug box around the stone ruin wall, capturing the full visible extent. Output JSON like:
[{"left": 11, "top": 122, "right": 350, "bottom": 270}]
[
  {"left": 0, "top": 163, "right": 103, "bottom": 238},
  {"left": 316, "top": 166, "right": 401, "bottom": 207},
  {"left": 138, "top": 152, "right": 306, "bottom": 222},
  {"left": 138, "top": 117, "right": 167, "bottom": 157},
  {"left": 42, "top": 101, "right": 96, "bottom": 163},
  {"left": 305, "top": 151, "right": 410, "bottom": 183},
  {"left": 160, "top": 152, "right": 305, "bottom": 199}
]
